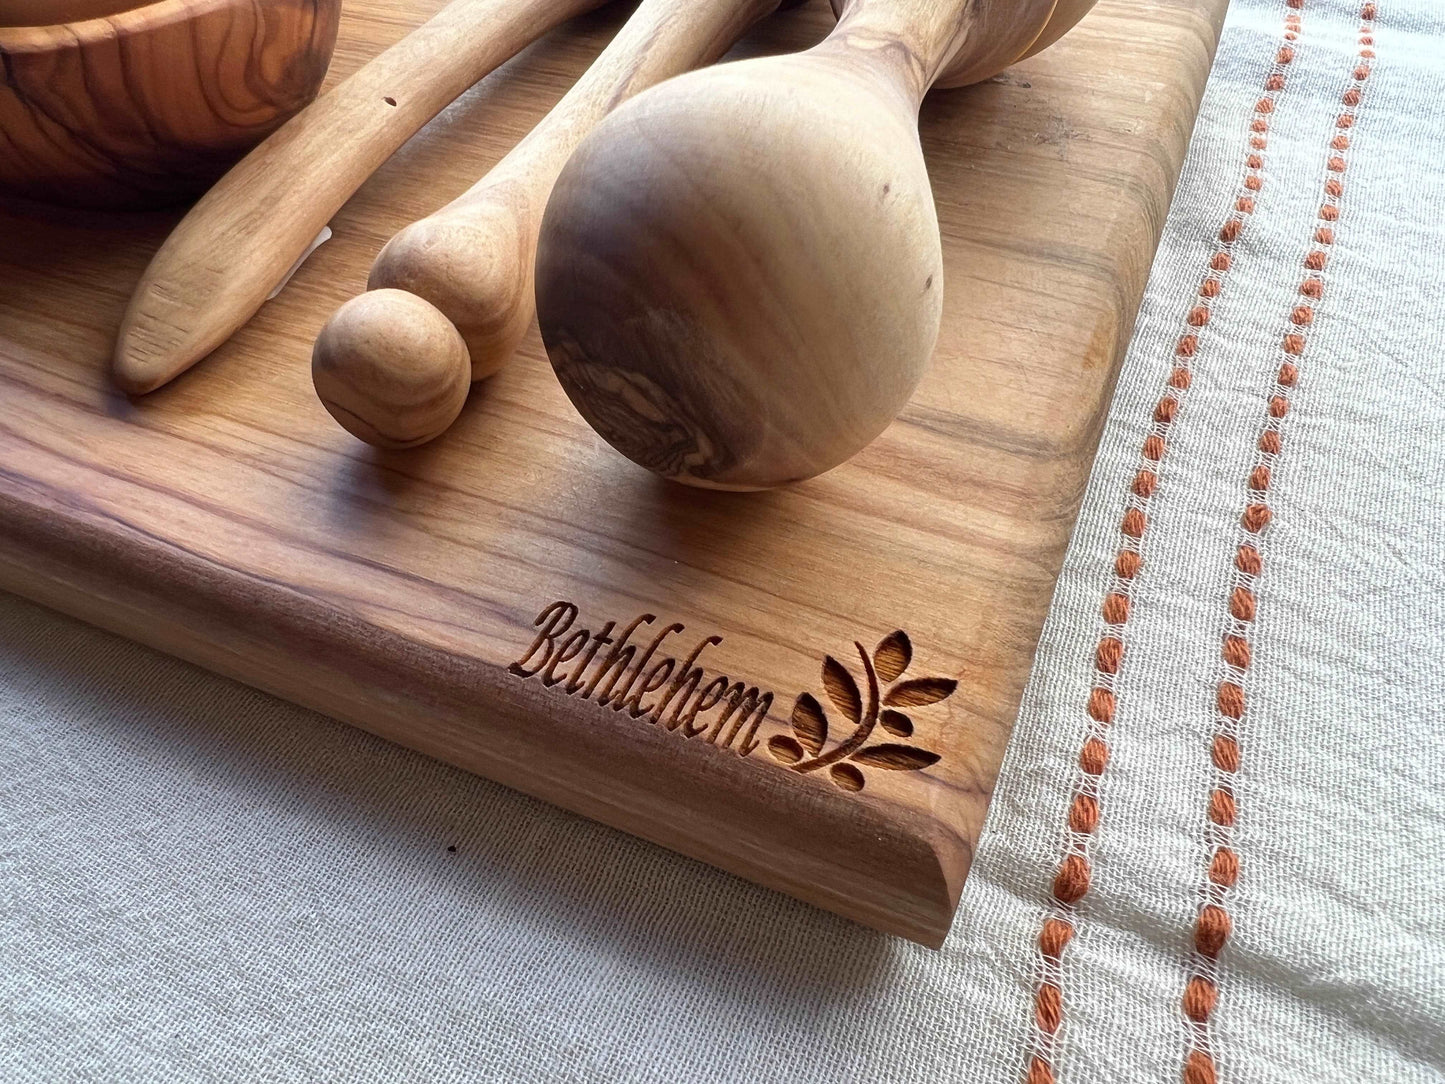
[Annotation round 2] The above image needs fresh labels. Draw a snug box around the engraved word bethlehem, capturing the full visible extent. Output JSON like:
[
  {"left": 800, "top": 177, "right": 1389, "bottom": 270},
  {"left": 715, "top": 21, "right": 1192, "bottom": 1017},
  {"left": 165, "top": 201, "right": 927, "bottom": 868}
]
[
  {"left": 509, "top": 601, "right": 771, "bottom": 754},
  {"left": 509, "top": 602, "right": 956, "bottom": 792}
]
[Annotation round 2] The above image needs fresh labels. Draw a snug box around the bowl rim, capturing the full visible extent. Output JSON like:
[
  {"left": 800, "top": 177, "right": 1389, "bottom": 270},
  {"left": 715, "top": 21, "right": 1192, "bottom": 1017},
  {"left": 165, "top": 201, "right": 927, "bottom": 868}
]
[{"left": 0, "top": 0, "right": 281, "bottom": 45}]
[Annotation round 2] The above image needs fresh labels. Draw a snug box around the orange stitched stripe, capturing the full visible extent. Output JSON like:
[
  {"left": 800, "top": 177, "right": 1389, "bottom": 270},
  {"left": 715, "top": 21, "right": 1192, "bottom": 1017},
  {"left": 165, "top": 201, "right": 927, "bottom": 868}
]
[
  {"left": 1179, "top": 9, "right": 1376, "bottom": 1082},
  {"left": 1021, "top": 5, "right": 1308, "bottom": 1078},
  {"left": 1040, "top": 917, "right": 1075, "bottom": 958}
]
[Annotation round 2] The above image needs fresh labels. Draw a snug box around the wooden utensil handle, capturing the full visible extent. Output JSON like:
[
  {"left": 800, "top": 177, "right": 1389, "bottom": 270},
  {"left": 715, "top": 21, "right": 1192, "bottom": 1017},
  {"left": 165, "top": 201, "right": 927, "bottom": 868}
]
[
  {"left": 365, "top": 0, "right": 783, "bottom": 380},
  {"left": 1018, "top": 0, "right": 1100, "bottom": 62},
  {"left": 825, "top": 0, "right": 1057, "bottom": 93},
  {"left": 441, "top": 0, "right": 781, "bottom": 211},
  {"left": 112, "top": 0, "right": 608, "bottom": 395}
]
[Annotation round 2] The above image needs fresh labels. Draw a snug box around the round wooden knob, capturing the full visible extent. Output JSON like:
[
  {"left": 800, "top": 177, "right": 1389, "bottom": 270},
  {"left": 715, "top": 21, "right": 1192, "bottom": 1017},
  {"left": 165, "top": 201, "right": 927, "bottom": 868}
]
[
  {"left": 367, "top": 198, "right": 536, "bottom": 382},
  {"left": 536, "top": 61, "right": 942, "bottom": 490},
  {"left": 312, "top": 290, "right": 471, "bottom": 450}
]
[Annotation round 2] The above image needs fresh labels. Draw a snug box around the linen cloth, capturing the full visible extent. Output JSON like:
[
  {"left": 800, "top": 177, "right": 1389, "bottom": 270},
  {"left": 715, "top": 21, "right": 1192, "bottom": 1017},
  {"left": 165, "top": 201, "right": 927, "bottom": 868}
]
[{"left": 3, "top": 0, "right": 1443, "bottom": 1080}]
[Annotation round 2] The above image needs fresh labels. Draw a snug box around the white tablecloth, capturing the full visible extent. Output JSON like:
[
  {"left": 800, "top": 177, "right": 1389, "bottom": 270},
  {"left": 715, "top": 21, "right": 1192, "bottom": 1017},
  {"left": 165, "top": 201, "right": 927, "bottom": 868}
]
[{"left": 3, "top": 0, "right": 1442, "bottom": 1080}]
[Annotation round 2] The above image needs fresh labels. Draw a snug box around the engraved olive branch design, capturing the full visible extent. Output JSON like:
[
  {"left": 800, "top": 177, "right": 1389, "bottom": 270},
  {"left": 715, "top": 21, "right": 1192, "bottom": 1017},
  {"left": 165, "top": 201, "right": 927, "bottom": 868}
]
[
  {"left": 792, "top": 642, "right": 879, "bottom": 773},
  {"left": 768, "top": 630, "right": 957, "bottom": 792}
]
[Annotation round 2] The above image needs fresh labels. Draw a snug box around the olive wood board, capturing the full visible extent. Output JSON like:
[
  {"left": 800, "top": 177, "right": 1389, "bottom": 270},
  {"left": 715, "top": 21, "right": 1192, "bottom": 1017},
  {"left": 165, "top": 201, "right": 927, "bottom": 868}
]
[{"left": 0, "top": 0, "right": 1227, "bottom": 947}]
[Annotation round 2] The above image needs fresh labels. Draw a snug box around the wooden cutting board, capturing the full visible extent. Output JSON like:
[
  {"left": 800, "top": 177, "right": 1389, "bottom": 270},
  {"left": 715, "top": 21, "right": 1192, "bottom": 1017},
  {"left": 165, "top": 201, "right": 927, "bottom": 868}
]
[{"left": 0, "top": 0, "right": 1226, "bottom": 947}]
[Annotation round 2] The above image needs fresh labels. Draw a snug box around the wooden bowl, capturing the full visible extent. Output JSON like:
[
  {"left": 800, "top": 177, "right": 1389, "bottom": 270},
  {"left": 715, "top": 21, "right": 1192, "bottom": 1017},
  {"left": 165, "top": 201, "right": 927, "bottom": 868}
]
[{"left": 0, "top": 0, "right": 340, "bottom": 209}]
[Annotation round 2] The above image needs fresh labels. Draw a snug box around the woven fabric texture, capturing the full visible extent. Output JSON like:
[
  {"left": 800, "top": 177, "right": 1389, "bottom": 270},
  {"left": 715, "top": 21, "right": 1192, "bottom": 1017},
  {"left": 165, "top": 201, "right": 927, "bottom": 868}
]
[{"left": 3, "top": 0, "right": 1443, "bottom": 1080}]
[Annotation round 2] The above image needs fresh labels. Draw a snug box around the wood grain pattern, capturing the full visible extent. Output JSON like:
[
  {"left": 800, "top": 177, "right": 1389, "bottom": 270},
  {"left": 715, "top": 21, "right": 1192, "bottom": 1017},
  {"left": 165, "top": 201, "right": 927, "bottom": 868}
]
[
  {"left": 0, "top": 0, "right": 1228, "bottom": 947},
  {"left": 313, "top": 0, "right": 788, "bottom": 448},
  {"left": 535, "top": 0, "right": 1081, "bottom": 490},
  {"left": 312, "top": 288, "right": 472, "bottom": 448},
  {"left": 110, "top": 0, "right": 609, "bottom": 396},
  {"left": 0, "top": 0, "right": 144, "bottom": 24},
  {"left": 1020, "top": 0, "right": 1107, "bottom": 62},
  {"left": 0, "top": 0, "right": 340, "bottom": 208}
]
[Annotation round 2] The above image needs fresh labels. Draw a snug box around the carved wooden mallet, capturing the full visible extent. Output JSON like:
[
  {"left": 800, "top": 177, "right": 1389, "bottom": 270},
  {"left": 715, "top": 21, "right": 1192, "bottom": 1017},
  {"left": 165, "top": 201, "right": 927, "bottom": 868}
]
[
  {"left": 535, "top": 0, "right": 1097, "bottom": 489},
  {"left": 312, "top": 0, "right": 795, "bottom": 449}
]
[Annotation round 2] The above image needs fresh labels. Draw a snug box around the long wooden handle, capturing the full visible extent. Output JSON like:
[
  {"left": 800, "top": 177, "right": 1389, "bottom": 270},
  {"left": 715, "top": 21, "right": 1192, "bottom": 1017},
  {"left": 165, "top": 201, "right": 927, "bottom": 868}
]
[
  {"left": 825, "top": 0, "right": 1056, "bottom": 94},
  {"left": 431, "top": 0, "right": 782, "bottom": 221},
  {"left": 1017, "top": 0, "right": 1099, "bottom": 63},
  {"left": 112, "top": 0, "right": 608, "bottom": 395},
  {"left": 360, "top": 0, "right": 783, "bottom": 380}
]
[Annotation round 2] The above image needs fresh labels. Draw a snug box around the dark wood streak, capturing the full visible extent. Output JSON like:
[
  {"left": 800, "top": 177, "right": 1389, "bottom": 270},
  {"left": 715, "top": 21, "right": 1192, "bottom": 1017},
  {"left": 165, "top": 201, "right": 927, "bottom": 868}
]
[
  {"left": 6, "top": 361, "right": 900, "bottom": 651},
  {"left": 1, "top": 350, "right": 1081, "bottom": 645},
  {"left": 3, "top": 364, "right": 902, "bottom": 658},
  {"left": 0, "top": 0, "right": 340, "bottom": 208},
  {"left": 0, "top": 425, "right": 524, "bottom": 637}
]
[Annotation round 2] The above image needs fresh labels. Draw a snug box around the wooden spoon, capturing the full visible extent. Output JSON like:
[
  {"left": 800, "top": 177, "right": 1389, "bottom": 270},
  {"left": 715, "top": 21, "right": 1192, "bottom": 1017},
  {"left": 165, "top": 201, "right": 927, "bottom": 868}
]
[
  {"left": 535, "top": 0, "right": 1095, "bottom": 490},
  {"left": 312, "top": 0, "right": 790, "bottom": 449},
  {"left": 111, "top": 0, "right": 610, "bottom": 396}
]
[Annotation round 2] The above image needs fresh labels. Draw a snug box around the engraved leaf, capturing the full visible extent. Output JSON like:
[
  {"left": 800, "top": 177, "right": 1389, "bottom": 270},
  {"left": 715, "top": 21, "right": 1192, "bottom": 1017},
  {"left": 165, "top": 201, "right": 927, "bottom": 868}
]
[
  {"left": 829, "top": 763, "right": 864, "bottom": 791},
  {"left": 821, "top": 655, "right": 861, "bottom": 725},
  {"left": 768, "top": 735, "right": 804, "bottom": 765},
  {"left": 790, "top": 693, "right": 828, "bottom": 754},
  {"left": 883, "top": 676, "right": 957, "bottom": 708},
  {"left": 873, "top": 630, "right": 912, "bottom": 683},
  {"left": 880, "top": 709, "right": 913, "bottom": 737},
  {"left": 853, "top": 744, "right": 941, "bottom": 772}
]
